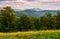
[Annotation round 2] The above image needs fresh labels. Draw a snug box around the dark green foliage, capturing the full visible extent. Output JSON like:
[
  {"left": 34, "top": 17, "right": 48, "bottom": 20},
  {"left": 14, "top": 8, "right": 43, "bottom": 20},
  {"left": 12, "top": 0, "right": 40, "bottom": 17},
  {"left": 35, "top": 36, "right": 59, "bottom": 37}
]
[
  {"left": 17, "top": 15, "right": 36, "bottom": 31},
  {"left": 0, "top": 6, "right": 17, "bottom": 32},
  {"left": 0, "top": 6, "right": 60, "bottom": 32},
  {"left": 33, "top": 18, "right": 41, "bottom": 30},
  {"left": 56, "top": 12, "right": 60, "bottom": 29},
  {"left": 40, "top": 16, "right": 48, "bottom": 30}
]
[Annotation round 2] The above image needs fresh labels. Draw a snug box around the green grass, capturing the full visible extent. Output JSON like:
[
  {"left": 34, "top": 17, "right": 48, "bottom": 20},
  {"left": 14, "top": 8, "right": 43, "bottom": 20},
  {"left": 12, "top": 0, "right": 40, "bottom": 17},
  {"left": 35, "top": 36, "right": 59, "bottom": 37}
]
[{"left": 0, "top": 30, "right": 60, "bottom": 39}]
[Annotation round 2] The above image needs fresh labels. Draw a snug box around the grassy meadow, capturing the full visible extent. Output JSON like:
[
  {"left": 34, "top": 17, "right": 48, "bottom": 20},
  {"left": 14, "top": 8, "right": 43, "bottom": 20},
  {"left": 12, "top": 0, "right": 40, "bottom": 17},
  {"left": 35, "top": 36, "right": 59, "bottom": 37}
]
[{"left": 0, "top": 30, "right": 60, "bottom": 39}]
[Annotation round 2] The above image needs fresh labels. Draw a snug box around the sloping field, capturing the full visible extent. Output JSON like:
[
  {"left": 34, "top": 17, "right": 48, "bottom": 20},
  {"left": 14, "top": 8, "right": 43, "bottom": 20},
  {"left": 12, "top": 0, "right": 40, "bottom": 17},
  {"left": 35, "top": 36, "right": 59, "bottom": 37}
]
[{"left": 0, "top": 30, "right": 60, "bottom": 39}]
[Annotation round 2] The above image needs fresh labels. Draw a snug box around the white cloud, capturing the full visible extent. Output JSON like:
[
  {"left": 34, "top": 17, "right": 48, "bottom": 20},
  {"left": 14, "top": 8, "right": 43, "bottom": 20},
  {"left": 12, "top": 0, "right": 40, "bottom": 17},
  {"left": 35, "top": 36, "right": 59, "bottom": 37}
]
[{"left": 0, "top": 0, "right": 60, "bottom": 10}]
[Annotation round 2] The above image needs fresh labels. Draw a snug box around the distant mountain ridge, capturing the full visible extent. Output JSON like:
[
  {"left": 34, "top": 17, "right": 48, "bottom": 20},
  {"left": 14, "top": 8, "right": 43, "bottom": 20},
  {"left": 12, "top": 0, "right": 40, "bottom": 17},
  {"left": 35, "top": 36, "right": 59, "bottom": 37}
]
[
  {"left": 14, "top": 8, "right": 60, "bottom": 17},
  {"left": 31, "top": 8, "right": 43, "bottom": 11},
  {"left": 14, "top": 8, "right": 43, "bottom": 11}
]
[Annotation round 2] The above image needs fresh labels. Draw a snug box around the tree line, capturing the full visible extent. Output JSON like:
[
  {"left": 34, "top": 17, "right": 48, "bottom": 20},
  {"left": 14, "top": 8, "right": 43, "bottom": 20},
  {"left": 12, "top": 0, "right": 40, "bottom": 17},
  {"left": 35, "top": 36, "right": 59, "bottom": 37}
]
[{"left": 0, "top": 6, "right": 60, "bottom": 32}]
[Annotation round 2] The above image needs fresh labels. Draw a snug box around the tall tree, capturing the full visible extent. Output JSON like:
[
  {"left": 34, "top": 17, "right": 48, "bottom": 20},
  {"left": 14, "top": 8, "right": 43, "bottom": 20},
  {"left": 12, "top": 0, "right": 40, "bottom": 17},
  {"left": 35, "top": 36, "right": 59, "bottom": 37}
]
[
  {"left": 51, "top": 16, "right": 57, "bottom": 29},
  {"left": 0, "top": 6, "right": 16, "bottom": 32},
  {"left": 40, "top": 16, "right": 48, "bottom": 30},
  {"left": 33, "top": 17, "right": 41, "bottom": 30},
  {"left": 56, "top": 12, "right": 60, "bottom": 29},
  {"left": 46, "top": 13, "right": 52, "bottom": 29}
]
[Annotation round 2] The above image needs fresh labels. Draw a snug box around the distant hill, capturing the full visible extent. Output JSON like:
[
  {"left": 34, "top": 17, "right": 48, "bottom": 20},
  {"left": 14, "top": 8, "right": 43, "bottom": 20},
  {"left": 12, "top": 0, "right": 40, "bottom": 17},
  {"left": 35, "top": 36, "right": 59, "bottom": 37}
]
[
  {"left": 14, "top": 8, "right": 60, "bottom": 17},
  {"left": 31, "top": 8, "right": 43, "bottom": 11}
]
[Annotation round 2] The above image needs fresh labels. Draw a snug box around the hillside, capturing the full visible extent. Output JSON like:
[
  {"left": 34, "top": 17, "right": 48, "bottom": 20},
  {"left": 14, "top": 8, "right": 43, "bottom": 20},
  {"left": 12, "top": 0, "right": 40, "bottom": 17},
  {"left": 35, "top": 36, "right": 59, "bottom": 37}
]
[{"left": 15, "top": 8, "right": 60, "bottom": 17}]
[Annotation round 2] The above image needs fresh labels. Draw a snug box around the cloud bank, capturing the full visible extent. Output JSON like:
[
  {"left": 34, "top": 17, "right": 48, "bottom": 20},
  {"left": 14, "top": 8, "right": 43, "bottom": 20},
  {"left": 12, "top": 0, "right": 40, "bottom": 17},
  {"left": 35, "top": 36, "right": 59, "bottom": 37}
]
[{"left": 0, "top": 0, "right": 60, "bottom": 10}]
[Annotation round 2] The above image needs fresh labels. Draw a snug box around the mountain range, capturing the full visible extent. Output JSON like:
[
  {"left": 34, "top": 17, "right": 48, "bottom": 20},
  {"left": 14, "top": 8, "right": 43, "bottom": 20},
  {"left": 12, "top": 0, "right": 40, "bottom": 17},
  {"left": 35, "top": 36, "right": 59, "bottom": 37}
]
[{"left": 14, "top": 8, "right": 60, "bottom": 17}]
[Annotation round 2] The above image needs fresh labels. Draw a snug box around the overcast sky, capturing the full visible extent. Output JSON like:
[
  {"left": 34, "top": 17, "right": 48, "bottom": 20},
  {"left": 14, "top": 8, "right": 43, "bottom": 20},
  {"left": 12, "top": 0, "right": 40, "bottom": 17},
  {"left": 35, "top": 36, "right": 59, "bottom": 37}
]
[{"left": 0, "top": 0, "right": 60, "bottom": 10}]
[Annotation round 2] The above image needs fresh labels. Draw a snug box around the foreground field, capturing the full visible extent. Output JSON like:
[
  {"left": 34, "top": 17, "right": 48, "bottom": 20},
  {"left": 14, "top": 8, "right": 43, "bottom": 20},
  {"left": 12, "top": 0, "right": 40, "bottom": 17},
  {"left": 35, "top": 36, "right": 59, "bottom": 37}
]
[{"left": 0, "top": 30, "right": 60, "bottom": 39}]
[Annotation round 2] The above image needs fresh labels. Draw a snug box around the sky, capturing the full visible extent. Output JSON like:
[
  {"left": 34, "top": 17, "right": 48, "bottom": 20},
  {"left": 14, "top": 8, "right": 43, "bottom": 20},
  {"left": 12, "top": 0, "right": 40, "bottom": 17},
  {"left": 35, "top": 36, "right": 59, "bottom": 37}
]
[{"left": 0, "top": 0, "right": 60, "bottom": 10}]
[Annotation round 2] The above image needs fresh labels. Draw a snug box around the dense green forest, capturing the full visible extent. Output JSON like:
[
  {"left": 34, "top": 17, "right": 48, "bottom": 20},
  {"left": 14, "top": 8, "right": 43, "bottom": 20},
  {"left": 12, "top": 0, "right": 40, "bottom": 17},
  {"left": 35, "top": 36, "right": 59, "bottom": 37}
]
[{"left": 0, "top": 6, "right": 60, "bottom": 32}]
